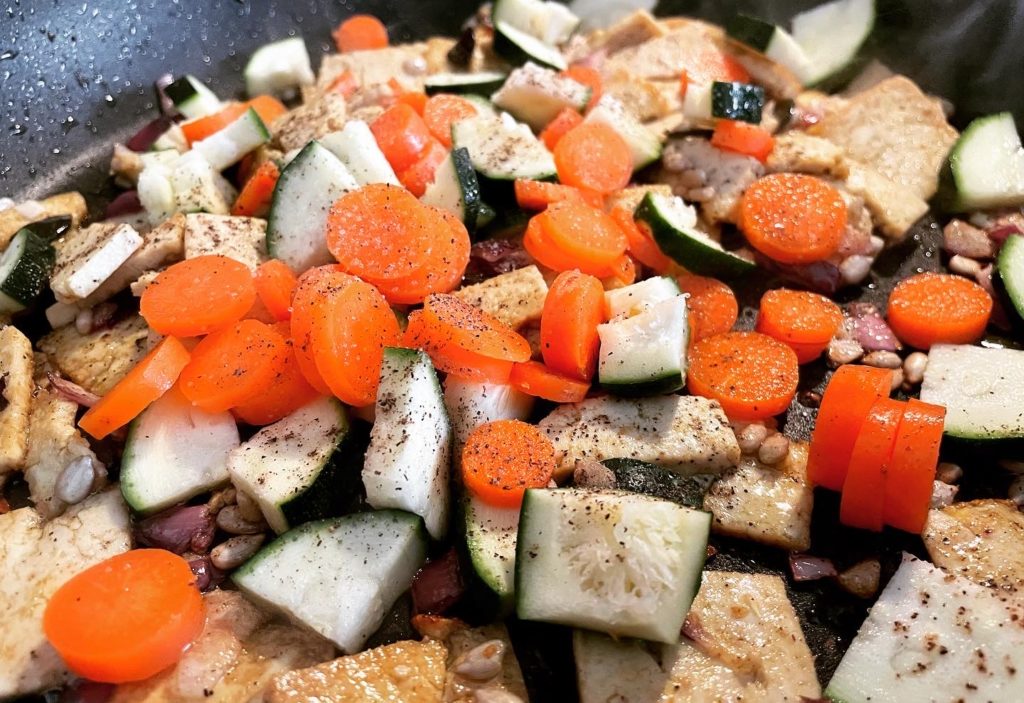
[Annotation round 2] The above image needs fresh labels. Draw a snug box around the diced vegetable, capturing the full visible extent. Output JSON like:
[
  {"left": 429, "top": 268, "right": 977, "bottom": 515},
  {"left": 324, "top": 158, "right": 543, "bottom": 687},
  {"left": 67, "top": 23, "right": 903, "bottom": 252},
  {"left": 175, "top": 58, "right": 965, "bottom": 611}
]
[
  {"left": 883, "top": 398, "right": 945, "bottom": 534},
  {"left": 464, "top": 493, "right": 520, "bottom": 608},
  {"left": 452, "top": 113, "right": 557, "bottom": 181},
  {"left": 443, "top": 376, "right": 535, "bottom": 451},
  {"left": 139, "top": 255, "right": 256, "bottom": 337},
  {"left": 491, "top": 62, "right": 591, "bottom": 131},
  {"left": 424, "top": 71, "right": 509, "bottom": 96},
  {"left": 939, "top": 112, "right": 1024, "bottom": 211},
  {"left": 726, "top": 14, "right": 814, "bottom": 84},
  {"left": 493, "top": 0, "right": 580, "bottom": 45},
  {"left": 421, "top": 147, "right": 482, "bottom": 230},
  {"left": 886, "top": 272, "right": 992, "bottom": 349},
  {"left": 541, "top": 269, "right": 605, "bottom": 382},
  {"left": 164, "top": 75, "right": 222, "bottom": 119},
  {"left": 461, "top": 419, "right": 555, "bottom": 508},
  {"left": 191, "top": 108, "right": 270, "bottom": 172},
  {"left": 598, "top": 294, "right": 689, "bottom": 396},
  {"left": 493, "top": 21, "right": 569, "bottom": 71},
  {"left": 676, "top": 274, "right": 738, "bottom": 342},
  {"left": 318, "top": 120, "right": 400, "bottom": 186},
  {"left": 756, "top": 288, "right": 843, "bottom": 363},
  {"left": 710, "top": 81, "right": 765, "bottom": 124},
  {"left": 791, "top": 0, "right": 876, "bottom": 87},
  {"left": 998, "top": 233, "right": 1024, "bottom": 321},
  {"left": 554, "top": 122, "right": 633, "bottom": 194},
  {"left": 244, "top": 37, "right": 315, "bottom": 97},
  {"left": 332, "top": 14, "right": 389, "bottom": 52},
  {"left": 839, "top": 397, "right": 904, "bottom": 531},
  {"left": 0, "top": 228, "right": 56, "bottom": 314}
]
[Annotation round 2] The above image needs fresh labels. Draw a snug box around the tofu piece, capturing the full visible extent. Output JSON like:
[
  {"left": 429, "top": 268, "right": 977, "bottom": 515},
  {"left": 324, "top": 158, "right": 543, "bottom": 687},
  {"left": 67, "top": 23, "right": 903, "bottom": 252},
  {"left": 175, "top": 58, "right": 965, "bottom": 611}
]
[
  {"left": 573, "top": 571, "right": 820, "bottom": 703},
  {"left": 50, "top": 222, "right": 144, "bottom": 303},
  {"left": 664, "top": 571, "right": 821, "bottom": 701},
  {"left": 605, "top": 184, "right": 674, "bottom": 214},
  {"left": 592, "top": 10, "right": 667, "bottom": 56},
  {"left": 604, "top": 70, "right": 678, "bottom": 122},
  {"left": 0, "top": 191, "right": 88, "bottom": 250},
  {"left": 38, "top": 314, "right": 153, "bottom": 395},
  {"left": 703, "top": 441, "right": 814, "bottom": 552},
  {"left": 922, "top": 500, "right": 1024, "bottom": 595},
  {"left": 271, "top": 92, "right": 348, "bottom": 153},
  {"left": 602, "top": 23, "right": 722, "bottom": 82},
  {"left": 111, "top": 591, "right": 333, "bottom": 703},
  {"left": 0, "top": 326, "right": 33, "bottom": 479},
  {"left": 661, "top": 137, "right": 765, "bottom": 224},
  {"left": 131, "top": 269, "right": 162, "bottom": 296},
  {"left": 317, "top": 43, "right": 433, "bottom": 94},
  {"left": 766, "top": 131, "right": 850, "bottom": 178},
  {"left": 78, "top": 214, "right": 185, "bottom": 307},
  {"left": 0, "top": 489, "right": 131, "bottom": 698},
  {"left": 452, "top": 265, "right": 548, "bottom": 331},
  {"left": 24, "top": 384, "right": 103, "bottom": 518},
  {"left": 538, "top": 395, "right": 740, "bottom": 475},
  {"left": 810, "top": 76, "right": 958, "bottom": 200},
  {"left": 268, "top": 639, "right": 448, "bottom": 703},
  {"left": 843, "top": 162, "right": 929, "bottom": 239},
  {"left": 183, "top": 213, "right": 267, "bottom": 271}
]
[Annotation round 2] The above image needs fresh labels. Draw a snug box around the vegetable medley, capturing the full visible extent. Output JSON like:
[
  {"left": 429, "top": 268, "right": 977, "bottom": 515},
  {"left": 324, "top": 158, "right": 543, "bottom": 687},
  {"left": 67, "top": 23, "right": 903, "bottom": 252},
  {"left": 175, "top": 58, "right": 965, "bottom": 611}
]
[{"left": 4, "top": 0, "right": 1024, "bottom": 700}]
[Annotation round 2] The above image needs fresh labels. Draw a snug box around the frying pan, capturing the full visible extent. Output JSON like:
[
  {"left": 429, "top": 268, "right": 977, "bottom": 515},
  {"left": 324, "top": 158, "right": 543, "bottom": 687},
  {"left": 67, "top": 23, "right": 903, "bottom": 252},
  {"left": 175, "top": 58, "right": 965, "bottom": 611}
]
[{"left": 4, "top": 1, "right": 1024, "bottom": 700}]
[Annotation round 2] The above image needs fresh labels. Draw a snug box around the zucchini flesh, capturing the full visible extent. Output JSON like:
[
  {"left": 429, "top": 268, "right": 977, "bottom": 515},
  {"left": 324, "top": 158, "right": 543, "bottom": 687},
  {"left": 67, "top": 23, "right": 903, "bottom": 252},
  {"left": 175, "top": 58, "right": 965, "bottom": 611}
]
[
  {"left": 584, "top": 95, "right": 662, "bottom": 169},
  {"left": 791, "top": 0, "right": 875, "bottom": 87},
  {"left": 164, "top": 75, "right": 222, "bottom": 119},
  {"left": 597, "top": 295, "right": 689, "bottom": 396},
  {"left": 421, "top": 147, "right": 482, "bottom": 230},
  {"left": 998, "top": 233, "right": 1024, "bottom": 321},
  {"left": 710, "top": 81, "right": 765, "bottom": 124},
  {"left": 191, "top": 108, "right": 270, "bottom": 171},
  {"left": 465, "top": 494, "right": 520, "bottom": 608},
  {"left": 941, "top": 112, "right": 1024, "bottom": 212},
  {"left": 451, "top": 113, "right": 556, "bottom": 181},
  {"left": 0, "top": 229, "right": 56, "bottom": 313},
  {"left": 425, "top": 71, "right": 508, "bottom": 96},
  {"left": 493, "top": 21, "right": 568, "bottom": 71},
  {"left": 244, "top": 36, "right": 315, "bottom": 97},
  {"left": 604, "top": 276, "right": 680, "bottom": 320},
  {"left": 491, "top": 62, "right": 591, "bottom": 131}
]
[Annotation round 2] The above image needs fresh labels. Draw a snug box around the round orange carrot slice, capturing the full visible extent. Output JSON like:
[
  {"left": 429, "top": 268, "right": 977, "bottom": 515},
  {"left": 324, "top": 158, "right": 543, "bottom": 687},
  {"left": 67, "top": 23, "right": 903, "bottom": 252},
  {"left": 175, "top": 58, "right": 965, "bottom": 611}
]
[
  {"left": 423, "top": 94, "right": 478, "bottom": 148},
  {"left": 233, "top": 324, "right": 321, "bottom": 426},
  {"left": 677, "top": 274, "right": 738, "bottom": 343},
  {"left": 887, "top": 272, "right": 992, "bottom": 349},
  {"left": 404, "top": 310, "right": 514, "bottom": 384},
  {"left": 539, "top": 107, "right": 583, "bottom": 151},
  {"left": 510, "top": 361, "right": 590, "bottom": 403},
  {"left": 311, "top": 277, "right": 401, "bottom": 407},
  {"left": 461, "top": 419, "right": 556, "bottom": 508},
  {"left": 536, "top": 200, "right": 628, "bottom": 268},
  {"left": 541, "top": 269, "right": 605, "bottom": 381},
  {"left": 140, "top": 255, "right": 256, "bottom": 337},
  {"left": 254, "top": 259, "right": 297, "bottom": 322},
  {"left": 554, "top": 122, "right": 633, "bottom": 195},
  {"left": 333, "top": 14, "right": 388, "bottom": 52},
  {"left": 78, "top": 337, "right": 191, "bottom": 440},
  {"left": 739, "top": 173, "right": 847, "bottom": 264},
  {"left": 883, "top": 398, "right": 946, "bottom": 534},
  {"left": 43, "top": 549, "right": 204, "bottom": 683},
  {"left": 756, "top": 288, "right": 843, "bottom": 363},
  {"left": 421, "top": 293, "right": 532, "bottom": 363},
  {"left": 326, "top": 183, "right": 432, "bottom": 281},
  {"left": 179, "top": 319, "right": 289, "bottom": 413},
  {"left": 840, "top": 397, "right": 906, "bottom": 532},
  {"left": 807, "top": 364, "right": 894, "bottom": 491},
  {"left": 289, "top": 266, "right": 352, "bottom": 394},
  {"left": 686, "top": 331, "right": 799, "bottom": 421}
]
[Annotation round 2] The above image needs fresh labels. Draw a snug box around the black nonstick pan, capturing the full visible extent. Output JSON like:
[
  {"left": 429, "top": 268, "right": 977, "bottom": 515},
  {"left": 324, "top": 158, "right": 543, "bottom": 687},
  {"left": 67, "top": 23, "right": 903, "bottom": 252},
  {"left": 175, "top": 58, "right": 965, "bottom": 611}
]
[{"left": 4, "top": 1, "right": 1024, "bottom": 701}]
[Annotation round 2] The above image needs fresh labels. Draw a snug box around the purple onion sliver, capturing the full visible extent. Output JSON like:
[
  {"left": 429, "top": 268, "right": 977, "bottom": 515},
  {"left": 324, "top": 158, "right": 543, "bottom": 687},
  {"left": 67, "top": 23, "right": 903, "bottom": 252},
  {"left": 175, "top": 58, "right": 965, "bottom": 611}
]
[
  {"left": 789, "top": 553, "right": 838, "bottom": 582},
  {"left": 188, "top": 554, "right": 226, "bottom": 592},
  {"left": 126, "top": 115, "right": 173, "bottom": 152},
  {"left": 847, "top": 302, "right": 901, "bottom": 352},
  {"left": 987, "top": 224, "right": 1023, "bottom": 247},
  {"left": 135, "top": 504, "right": 216, "bottom": 555},
  {"left": 104, "top": 190, "right": 142, "bottom": 219},
  {"left": 47, "top": 372, "right": 100, "bottom": 407},
  {"left": 756, "top": 253, "right": 842, "bottom": 295},
  {"left": 58, "top": 680, "right": 115, "bottom": 703},
  {"left": 411, "top": 548, "right": 464, "bottom": 615}
]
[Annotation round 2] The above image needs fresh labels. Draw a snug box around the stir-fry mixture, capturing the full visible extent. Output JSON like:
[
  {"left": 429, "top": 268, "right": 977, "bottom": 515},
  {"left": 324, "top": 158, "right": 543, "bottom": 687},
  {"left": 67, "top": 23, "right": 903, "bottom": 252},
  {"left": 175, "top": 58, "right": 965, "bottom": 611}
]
[{"left": 4, "top": 0, "right": 1024, "bottom": 700}]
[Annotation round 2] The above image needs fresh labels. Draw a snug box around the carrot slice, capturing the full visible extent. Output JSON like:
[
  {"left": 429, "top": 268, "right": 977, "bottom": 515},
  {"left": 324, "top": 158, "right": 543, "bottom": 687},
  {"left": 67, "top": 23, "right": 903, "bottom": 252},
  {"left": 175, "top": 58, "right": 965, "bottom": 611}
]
[
  {"left": 607, "top": 254, "right": 637, "bottom": 286},
  {"left": 840, "top": 397, "right": 906, "bottom": 532},
  {"left": 369, "top": 206, "right": 471, "bottom": 304},
  {"left": 244, "top": 295, "right": 279, "bottom": 324},
  {"left": 887, "top": 272, "right": 992, "bottom": 349},
  {"left": 461, "top": 419, "right": 556, "bottom": 508},
  {"left": 423, "top": 94, "right": 478, "bottom": 148},
  {"left": 523, "top": 216, "right": 616, "bottom": 278},
  {"left": 756, "top": 288, "right": 843, "bottom": 364},
  {"left": 554, "top": 122, "right": 633, "bottom": 195},
  {"left": 254, "top": 259, "right": 297, "bottom": 322},
  {"left": 390, "top": 79, "right": 429, "bottom": 115},
  {"left": 541, "top": 269, "right": 605, "bottom": 381},
  {"left": 711, "top": 120, "right": 775, "bottom": 162},
  {"left": 678, "top": 70, "right": 689, "bottom": 99},
  {"left": 181, "top": 96, "right": 286, "bottom": 145},
  {"left": 179, "top": 319, "right": 289, "bottom": 412},
  {"left": 515, "top": 180, "right": 600, "bottom": 211},
  {"left": 333, "top": 14, "right": 388, "bottom": 52},
  {"left": 79, "top": 337, "right": 191, "bottom": 439},
  {"left": 536, "top": 200, "right": 628, "bottom": 267},
  {"left": 140, "top": 255, "right": 256, "bottom": 337},
  {"left": 326, "top": 183, "right": 431, "bottom": 281},
  {"left": 686, "top": 331, "right": 799, "bottom": 421},
  {"left": 233, "top": 329, "right": 321, "bottom": 425},
  {"left": 311, "top": 277, "right": 401, "bottom": 407},
  {"left": 560, "top": 65, "right": 602, "bottom": 111},
  {"left": 610, "top": 206, "right": 673, "bottom": 274},
  {"left": 883, "top": 399, "right": 946, "bottom": 533},
  {"left": 370, "top": 103, "right": 435, "bottom": 174},
  {"left": 539, "top": 107, "right": 583, "bottom": 151},
  {"left": 290, "top": 266, "right": 351, "bottom": 394},
  {"left": 681, "top": 45, "right": 750, "bottom": 85},
  {"left": 677, "top": 274, "right": 738, "bottom": 343},
  {"left": 739, "top": 173, "right": 847, "bottom": 265},
  {"left": 398, "top": 138, "right": 448, "bottom": 197},
  {"left": 510, "top": 361, "right": 590, "bottom": 403},
  {"left": 43, "top": 549, "right": 204, "bottom": 683},
  {"left": 232, "top": 160, "right": 280, "bottom": 217},
  {"left": 421, "top": 293, "right": 532, "bottom": 363},
  {"left": 404, "top": 310, "right": 514, "bottom": 384},
  {"left": 807, "top": 364, "right": 894, "bottom": 491}
]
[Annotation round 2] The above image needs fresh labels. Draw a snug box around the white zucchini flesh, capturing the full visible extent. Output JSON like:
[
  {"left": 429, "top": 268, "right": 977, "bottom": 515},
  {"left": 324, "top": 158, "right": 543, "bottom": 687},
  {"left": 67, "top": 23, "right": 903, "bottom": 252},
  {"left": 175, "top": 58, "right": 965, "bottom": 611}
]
[
  {"left": 597, "top": 294, "right": 689, "bottom": 395},
  {"left": 946, "top": 112, "right": 1024, "bottom": 211},
  {"left": 120, "top": 388, "right": 240, "bottom": 514},
  {"left": 190, "top": 108, "right": 270, "bottom": 172},
  {"left": 443, "top": 377, "right": 535, "bottom": 452},
  {"left": 244, "top": 36, "right": 315, "bottom": 97},
  {"left": 604, "top": 276, "right": 681, "bottom": 321},
  {"left": 319, "top": 120, "right": 400, "bottom": 187},
  {"left": 515, "top": 487, "right": 710, "bottom": 643},
  {"left": 826, "top": 554, "right": 1024, "bottom": 702},
  {"left": 791, "top": 0, "right": 875, "bottom": 86},
  {"left": 465, "top": 494, "right": 520, "bottom": 605},
  {"left": 232, "top": 510, "right": 427, "bottom": 654},
  {"left": 362, "top": 348, "right": 452, "bottom": 540}
]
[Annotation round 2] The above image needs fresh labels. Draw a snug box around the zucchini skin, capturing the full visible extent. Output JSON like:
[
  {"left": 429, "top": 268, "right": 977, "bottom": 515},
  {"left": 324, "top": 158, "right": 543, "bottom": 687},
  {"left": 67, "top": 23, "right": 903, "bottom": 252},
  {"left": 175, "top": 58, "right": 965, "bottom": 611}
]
[{"left": 711, "top": 81, "right": 766, "bottom": 124}]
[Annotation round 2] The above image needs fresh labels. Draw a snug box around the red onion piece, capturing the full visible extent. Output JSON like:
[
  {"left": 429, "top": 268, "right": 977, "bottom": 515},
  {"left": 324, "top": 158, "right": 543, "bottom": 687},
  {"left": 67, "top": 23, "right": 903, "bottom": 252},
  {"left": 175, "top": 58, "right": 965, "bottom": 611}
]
[
  {"left": 789, "top": 553, "right": 838, "bottom": 582},
  {"left": 126, "top": 115, "right": 173, "bottom": 152},
  {"left": 135, "top": 504, "right": 216, "bottom": 555},
  {"left": 187, "top": 554, "right": 226, "bottom": 592},
  {"left": 58, "top": 680, "right": 115, "bottom": 703},
  {"left": 847, "top": 303, "right": 901, "bottom": 352},
  {"left": 104, "top": 190, "right": 142, "bottom": 220},
  {"left": 463, "top": 239, "right": 533, "bottom": 285},
  {"left": 756, "top": 254, "right": 842, "bottom": 294},
  {"left": 47, "top": 372, "right": 100, "bottom": 407},
  {"left": 155, "top": 73, "right": 178, "bottom": 117},
  {"left": 411, "top": 549, "right": 464, "bottom": 615}
]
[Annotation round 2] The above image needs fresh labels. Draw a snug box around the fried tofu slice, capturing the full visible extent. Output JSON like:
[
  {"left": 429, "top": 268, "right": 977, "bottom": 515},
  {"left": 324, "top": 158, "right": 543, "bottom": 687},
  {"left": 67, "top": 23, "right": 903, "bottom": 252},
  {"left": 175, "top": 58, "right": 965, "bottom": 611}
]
[
  {"left": 766, "top": 131, "right": 850, "bottom": 179},
  {"left": 38, "top": 314, "right": 152, "bottom": 396},
  {"left": 272, "top": 92, "right": 348, "bottom": 153},
  {"left": 183, "top": 213, "right": 267, "bottom": 271},
  {"left": 50, "top": 222, "right": 144, "bottom": 303},
  {"left": 0, "top": 325, "right": 34, "bottom": 478},
  {"left": 268, "top": 639, "right": 448, "bottom": 703},
  {"left": 452, "top": 265, "right": 549, "bottom": 331}
]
